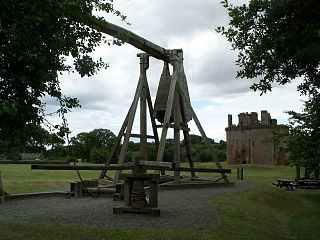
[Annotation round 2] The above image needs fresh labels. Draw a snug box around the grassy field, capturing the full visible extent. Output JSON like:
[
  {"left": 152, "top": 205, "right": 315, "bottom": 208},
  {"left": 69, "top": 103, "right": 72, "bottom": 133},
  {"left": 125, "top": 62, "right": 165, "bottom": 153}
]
[
  {"left": 0, "top": 163, "right": 319, "bottom": 240},
  {"left": 1, "top": 162, "right": 296, "bottom": 193}
]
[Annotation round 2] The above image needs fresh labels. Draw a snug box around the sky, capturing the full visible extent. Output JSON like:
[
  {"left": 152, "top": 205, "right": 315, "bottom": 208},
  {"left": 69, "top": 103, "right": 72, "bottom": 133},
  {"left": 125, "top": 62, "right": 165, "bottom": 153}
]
[{"left": 46, "top": 0, "right": 306, "bottom": 141}]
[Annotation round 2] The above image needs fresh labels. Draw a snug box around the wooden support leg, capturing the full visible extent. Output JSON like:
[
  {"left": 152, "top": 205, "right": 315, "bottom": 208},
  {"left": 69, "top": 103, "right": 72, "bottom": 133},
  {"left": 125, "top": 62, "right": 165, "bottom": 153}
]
[
  {"left": 99, "top": 109, "right": 130, "bottom": 179},
  {"left": 179, "top": 95, "right": 196, "bottom": 178},
  {"left": 173, "top": 91, "right": 181, "bottom": 180},
  {"left": 156, "top": 51, "right": 181, "bottom": 164},
  {"left": 177, "top": 82, "right": 229, "bottom": 183}
]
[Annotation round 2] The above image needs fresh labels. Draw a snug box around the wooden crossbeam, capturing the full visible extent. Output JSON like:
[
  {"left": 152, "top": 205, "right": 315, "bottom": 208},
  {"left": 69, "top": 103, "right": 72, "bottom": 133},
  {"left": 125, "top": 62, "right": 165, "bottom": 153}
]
[
  {"left": 31, "top": 165, "right": 132, "bottom": 171},
  {"left": 91, "top": 18, "right": 170, "bottom": 62},
  {"left": 171, "top": 167, "right": 231, "bottom": 173},
  {"left": 0, "top": 160, "right": 70, "bottom": 164},
  {"left": 165, "top": 123, "right": 190, "bottom": 131},
  {"left": 31, "top": 164, "right": 231, "bottom": 174},
  {"left": 128, "top": 133, "right": 156, "bottom": 139}
]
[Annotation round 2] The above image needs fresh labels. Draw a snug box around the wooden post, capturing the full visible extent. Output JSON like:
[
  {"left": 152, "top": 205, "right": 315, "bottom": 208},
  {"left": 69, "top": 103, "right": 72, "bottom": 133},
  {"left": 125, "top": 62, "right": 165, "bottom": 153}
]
[
  {"left": 123, "top": 180, "right": 133, "bottom": 206},
  {"left": 0, "top": 171, "right": 5, "bottom": 203},
  {"left": 314, "top": 167, "right": 319, "bottom": 180},
  {"left": 296, "top": 166, "right": 301, "bottom": 180},
  {"left": 237, "top": 167, "right": 244, "bottom": 180},
  {"left": 156, "top": 50, "right": 182, "bottom": 163},
  {"left": 139, "top": 54, "right": 148, "bottom": 161},
  {"left": 148, "top": 180, "right": 159, "bottom": 208}
]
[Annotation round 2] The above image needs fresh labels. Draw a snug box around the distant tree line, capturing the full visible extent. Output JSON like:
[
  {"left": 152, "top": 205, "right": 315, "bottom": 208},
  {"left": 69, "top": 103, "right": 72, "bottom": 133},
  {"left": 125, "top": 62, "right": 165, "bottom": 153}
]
[{"left": 0, "top": 128, "right": 227, "bottom": 163}]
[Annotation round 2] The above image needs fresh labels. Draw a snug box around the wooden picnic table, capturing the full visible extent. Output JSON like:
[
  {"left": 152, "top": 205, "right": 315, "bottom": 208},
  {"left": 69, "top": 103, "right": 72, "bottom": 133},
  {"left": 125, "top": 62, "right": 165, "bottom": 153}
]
[{"left": 273, "top": 179, "right": 297, "bottom": 190}]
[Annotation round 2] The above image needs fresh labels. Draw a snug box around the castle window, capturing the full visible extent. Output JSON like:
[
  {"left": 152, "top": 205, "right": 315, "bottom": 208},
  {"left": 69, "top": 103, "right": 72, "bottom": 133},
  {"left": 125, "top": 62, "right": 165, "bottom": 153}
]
[{"left": 252, "top": 141, "right": 254, "bottom": 146}]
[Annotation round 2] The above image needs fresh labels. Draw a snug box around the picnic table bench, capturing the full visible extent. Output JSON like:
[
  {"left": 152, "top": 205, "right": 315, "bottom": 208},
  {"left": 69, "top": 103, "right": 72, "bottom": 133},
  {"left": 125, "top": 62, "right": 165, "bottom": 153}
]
[
  {"left": 272, "top": 179, "right": 297, "bottom": 190},
  {"left": 296, "top": 179, "right": 320, "bottom": 188}
]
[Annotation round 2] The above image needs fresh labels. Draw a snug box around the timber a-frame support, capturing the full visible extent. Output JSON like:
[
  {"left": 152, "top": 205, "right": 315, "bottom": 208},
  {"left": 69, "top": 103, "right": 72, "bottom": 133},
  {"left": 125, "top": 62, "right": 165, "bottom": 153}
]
[
  {"left": 154, "top": 49, "right": 229, "bottom": 183},
  {"left": 99, "top": 49, "right": 229, "bottom": 184},
  {"left": 99, "top": 53, "right": 160, "bottom": 182}
]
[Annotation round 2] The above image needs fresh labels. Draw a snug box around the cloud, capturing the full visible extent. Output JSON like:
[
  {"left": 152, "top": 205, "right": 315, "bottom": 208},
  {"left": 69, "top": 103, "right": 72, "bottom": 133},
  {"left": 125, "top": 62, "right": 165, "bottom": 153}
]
[{"left": 44, "top": 0, "right": 305, "bottom": 141}]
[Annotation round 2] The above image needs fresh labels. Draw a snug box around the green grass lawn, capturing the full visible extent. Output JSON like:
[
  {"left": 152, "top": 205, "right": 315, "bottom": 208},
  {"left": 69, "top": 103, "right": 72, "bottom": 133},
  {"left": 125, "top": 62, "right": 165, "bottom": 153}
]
[
  {"left": 0, "top": 164, "right": 112, "bottom": 193},
  {"left": 1, "top": 162, "right": 296, "bottom": 194},
  {"left": 1, "top": 163, "right": 319, "bottom": 240}
]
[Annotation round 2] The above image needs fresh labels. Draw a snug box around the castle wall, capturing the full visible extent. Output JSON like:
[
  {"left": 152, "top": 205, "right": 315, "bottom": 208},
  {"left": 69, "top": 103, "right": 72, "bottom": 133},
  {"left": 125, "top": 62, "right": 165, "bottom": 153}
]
[{"left": 226, "top": 111, "right": 288, "bottom": 166}]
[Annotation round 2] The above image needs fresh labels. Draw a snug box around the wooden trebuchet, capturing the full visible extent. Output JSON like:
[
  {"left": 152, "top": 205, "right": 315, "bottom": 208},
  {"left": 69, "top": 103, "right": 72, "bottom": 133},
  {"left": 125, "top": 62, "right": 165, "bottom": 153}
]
[{"left": 87, "top": 19, "right": 230, "bottom": 184}]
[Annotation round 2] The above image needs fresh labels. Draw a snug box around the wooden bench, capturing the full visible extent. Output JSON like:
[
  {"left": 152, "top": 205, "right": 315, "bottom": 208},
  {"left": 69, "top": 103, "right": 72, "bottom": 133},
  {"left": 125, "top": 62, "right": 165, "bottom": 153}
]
[{"left": 296, "top": 179, "right": 320, "bottom": 188}]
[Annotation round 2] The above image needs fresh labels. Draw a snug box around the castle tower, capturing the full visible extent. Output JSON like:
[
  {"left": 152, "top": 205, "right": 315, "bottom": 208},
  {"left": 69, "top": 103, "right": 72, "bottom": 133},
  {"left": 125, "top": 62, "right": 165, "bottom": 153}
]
[{"left": 225, "top": 111, "right": 288, "bottom": 166}]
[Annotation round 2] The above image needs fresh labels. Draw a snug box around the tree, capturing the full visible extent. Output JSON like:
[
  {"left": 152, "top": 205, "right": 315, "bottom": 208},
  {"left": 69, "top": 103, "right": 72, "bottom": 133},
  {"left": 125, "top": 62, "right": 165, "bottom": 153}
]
[
  {"left": 217, "top": 0, "right": 320, "bottom": 95},
  {"left": 285, "top": 96, "right": 320, "bottom": 176},
  {"left": 90, "top": 146, "right": 109, "bottom": 163},
  {"left": 218, "top": 0, "right": 320, "bottom": 170},
  {"left": 70, "top": 128, "right": 116, "bottom": 161},
  {"left": 0, "top": 1, "right": 126, "bottom": 150},
  {"left": 0, "top": 125, "right": 64, "bottom": 159}
]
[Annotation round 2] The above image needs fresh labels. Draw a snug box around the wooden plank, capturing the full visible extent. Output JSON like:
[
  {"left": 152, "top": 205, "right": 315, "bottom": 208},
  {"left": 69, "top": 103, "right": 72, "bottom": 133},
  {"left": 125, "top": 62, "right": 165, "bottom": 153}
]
[
  {"left": 165, "top": 123, "right": 190, "bottom": 131},
  {"left": 0, "top": 160, "right": 70, "bottom": 164},
  {"left": 129, "top": 133, "right": 156, "bottom": 139},
  {"left": 32, "top": 165, "right": 132, "bottom": 171},
  {"left": 172, "top": 167, "right": 231, "bottom": 173},
  {"left": 138, "top": 161, "right": 174, "bottom": 168},
  {"left": 143, "top": 166, "right": 231, "bottom": 173},
  {"left": 31, "top": 164, "right": 231, "bottom": 174},
  {"left": 91, "top": 17, "right": 170, "bottom": 62}
]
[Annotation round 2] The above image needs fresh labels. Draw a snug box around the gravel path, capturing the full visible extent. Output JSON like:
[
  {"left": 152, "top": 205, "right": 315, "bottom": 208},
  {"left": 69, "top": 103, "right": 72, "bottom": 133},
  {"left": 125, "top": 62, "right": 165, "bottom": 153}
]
[{"left": 0, "top": 182, "right": 257, "bottom": 229}]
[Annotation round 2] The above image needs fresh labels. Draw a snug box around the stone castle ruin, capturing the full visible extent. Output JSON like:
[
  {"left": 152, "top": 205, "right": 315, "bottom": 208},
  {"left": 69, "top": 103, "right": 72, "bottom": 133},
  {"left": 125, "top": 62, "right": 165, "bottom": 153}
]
[{"left": 225, "top": 110, "right": 288, "bottom": 166}]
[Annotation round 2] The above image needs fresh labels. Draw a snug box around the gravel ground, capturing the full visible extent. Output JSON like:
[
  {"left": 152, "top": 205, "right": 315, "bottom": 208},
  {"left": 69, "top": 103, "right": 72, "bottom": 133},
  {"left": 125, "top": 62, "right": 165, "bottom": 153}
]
[{"left": 0, "top": 182, "right": 257, "bottom": 229}]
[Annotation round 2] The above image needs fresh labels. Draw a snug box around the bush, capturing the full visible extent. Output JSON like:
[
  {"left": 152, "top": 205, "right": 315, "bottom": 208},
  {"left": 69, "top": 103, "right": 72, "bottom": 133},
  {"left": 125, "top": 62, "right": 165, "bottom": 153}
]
[{"left": 90, "top": 147, "right": 108, "bottom": 163}]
